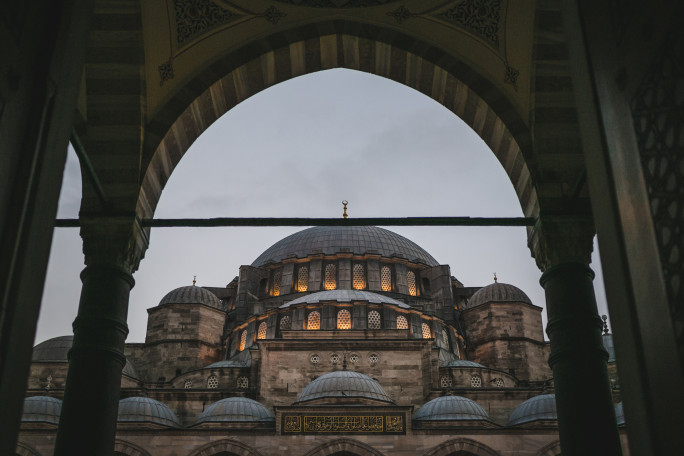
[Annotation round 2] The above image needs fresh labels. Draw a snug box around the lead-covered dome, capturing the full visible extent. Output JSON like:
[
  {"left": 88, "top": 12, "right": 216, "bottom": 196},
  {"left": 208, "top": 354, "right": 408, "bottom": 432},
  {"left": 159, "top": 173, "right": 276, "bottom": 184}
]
[
  {"left": 196, "top": 397, "right": 274, "bottom": 424},
  {"left": 294, "top": 371, "right": 394, "bottom": 405},
  {"left": 158, "top": 286, "right": 223, "bottom": 310},
  {"left": 32, "top": 335, "right": 74, "bottom": 362},
  {"left": 22, "top": 396, "right": 62, "bottom": 424},
  {"left": 507, "top": 394, "right": 557, "bottom": 426},
  {"left": 414, "top": 396, "right": 491, "bottom": 421},
  {"left": 117, "top": 397, "right": 180, "bottom": 427},
  {"left": 252, "top": 226, "right": 439, "bottom": 267},
  {"left": 468, "top": 282, "right": 533, "bottom": 308}
]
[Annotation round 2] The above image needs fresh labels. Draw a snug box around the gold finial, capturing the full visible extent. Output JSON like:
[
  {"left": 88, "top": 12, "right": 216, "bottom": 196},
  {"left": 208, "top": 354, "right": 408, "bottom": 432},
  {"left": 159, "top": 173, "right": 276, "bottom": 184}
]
[
  {"left": 342, "top": 200, "right": 348, "bottom": 219},
  {"left": 192, "top": 275, "right": 196, "bottom": 286},
  {"left": 493, "top": 272, "right": 498, "bottom": 283}
]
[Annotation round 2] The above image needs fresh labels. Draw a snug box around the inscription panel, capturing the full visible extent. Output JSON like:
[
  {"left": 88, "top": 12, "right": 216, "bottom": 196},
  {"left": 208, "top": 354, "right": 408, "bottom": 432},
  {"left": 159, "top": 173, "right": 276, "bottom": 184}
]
[{"left": 282, "top": 413, "right": 405, "bottom": 434}]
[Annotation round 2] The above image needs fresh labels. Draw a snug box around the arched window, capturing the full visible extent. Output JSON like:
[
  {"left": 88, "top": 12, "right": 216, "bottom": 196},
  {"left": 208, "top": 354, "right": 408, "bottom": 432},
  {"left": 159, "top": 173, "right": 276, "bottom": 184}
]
[
  {"left": 207, "top": 375, "right": 218, "bottom": 389},
  {"left": 441, "top": 328, "right": 450, "bottom": 349},
  {"left": 407, "top": 270, "right": 418, "bottom": 296},
  {"left": 257, "top": 321, "right": 267, "bottom": 340},
  {"left": 307, "top": 311, "right": 321, "bottom": 330},
  {"left": 494, "top": 377, "right": 505, "bottom": 388},
  {"left": 337, "top": 309, "right": 351, "bottom": 330},
  {"left": 279, "top": 315, "right": 292, "bottom": 330},
  {"left": 396, "top": 315, "right": 408, "bottom": 330},
  {"left": 324, "top": 263, "right": 337, "bottom": 290},
  {"left": 237, "top": 376, "right": 249, "bottom": 389},
  {"left": 239, "top": 330, "right": 247, "bottom": 351},
  {"left": 440, "top": 375, "right": 452, "bottom": 388},
  {"left": 271, "top": 269, "right": 282, "bottom": 296},
  {"left": 296, "top": 265, "right": 309, "bottom": 292},
  {"left": 422, "top": 322, "right": 432, "bottom": 339},
  {"left": 368, "top": 310, "right": 381, "bottom": 329},
  {"left": 471, "top": 375, "right": 482, "bottom": 388},
  {"left": 352, "top": 263, "right": 366, "bottom": 290},
  {"left": 380, "top": 266, "right": 392, "bottom": 291}
]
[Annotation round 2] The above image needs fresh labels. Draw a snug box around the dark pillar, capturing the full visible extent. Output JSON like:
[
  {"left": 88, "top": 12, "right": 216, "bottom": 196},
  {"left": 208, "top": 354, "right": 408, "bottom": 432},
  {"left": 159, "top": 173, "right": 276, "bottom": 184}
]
[{"left": 530, "top": 217, "right": 621, "bottom": 456}]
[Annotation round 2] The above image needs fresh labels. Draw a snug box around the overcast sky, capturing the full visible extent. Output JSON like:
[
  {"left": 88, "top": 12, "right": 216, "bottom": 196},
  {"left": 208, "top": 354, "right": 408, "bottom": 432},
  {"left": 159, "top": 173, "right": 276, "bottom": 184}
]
[{"left": 36, "top": 69, "right": 609, "bottom": 344}]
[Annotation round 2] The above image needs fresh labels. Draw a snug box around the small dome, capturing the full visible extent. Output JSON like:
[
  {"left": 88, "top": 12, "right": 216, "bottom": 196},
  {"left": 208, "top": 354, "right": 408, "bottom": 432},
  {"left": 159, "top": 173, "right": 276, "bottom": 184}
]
[
  {"left": 446, "top": 360, "right": 486, "bottom": 368},
  {"left": 118, "top": 397, "right": 180, "bottom": 427},
  {"left": 295, "top": 371, "right": 394, "bottom": 405},
  {"left": 281, "top": 290, "right": 409, "bottom": 309},
  {"left": 32, "top": 336, "right": 73, "bottom": 362},
  {"left": 22, "top": 396, "right": 62, "bottom": 424},
  {"left": 414, "top": 396, "right": 491, "bottom": 421},
  {"left": 196, "top": 397, "right": 274, "bottom": 424},
  {"left": 159, "top": 286, "right": 223, "bottom": 310},
  {"left": 508, "top": 394, "right": 557, "bottom": 426},
  {"left": 468, "top": 282, "right": 532, "bottom": 308},
  {"left": 615, "top": 402, "right": 625, "bottom": 425}
]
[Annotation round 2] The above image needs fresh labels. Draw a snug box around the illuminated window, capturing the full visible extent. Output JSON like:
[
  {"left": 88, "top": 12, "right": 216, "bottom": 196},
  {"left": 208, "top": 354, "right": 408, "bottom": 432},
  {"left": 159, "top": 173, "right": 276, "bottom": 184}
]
[
  {"left": 207, "top": 375, "right": 218, "bottom": 389},
  {"left": 280, "top": 315, "right": 291, "bottom": 330},
  {"left": 396, "top": 315, "right": 408, "bottom": 330},
  {"left": 184, "top": 380, "right": 192, "bottom": 389},
  {"left": 494, "top": 378, "right": 505, "bottom": 388},
  {"left": 337, "top": 309, "right": 351, "bottom": 330},
  {"left": 296, "top": 266, "right": 309, "bottom": 292},
  {"left": 307, "top": 311, "right": 321, "bottom": 330},
  {"left": 381, "top": 266, "right": 392, "bottom": 291},
  {"left": 407, "top": 270, "right": 417, "bottom": 296},
  {"left": 271, "top": 269, "right": 282, "bottom": 296},
  {"left": 330, "top": 353, "right": 340, "bottom": 364},
  {"left": 352, "top": 264, "right": 366, "bottom": 290},
  {"left": 440, "top": 375, "right": 452, "bottom": 388},
  {"left": 237, "top": 376, "right": 249, "bottom": 389},
  {"left": 239, "top": 330, "right": 247, "bottom": 351},
  {"left": 368, "top": 310, "right": 381, "bottom": 329},
  {"left": 471, "top": 375, "right": 482, "bottom": 388},
  {"left": 441, "top": 328, "right": 450, "bottom": 349},
  {"left": 422, "top": 322, "right": 432, "bottom": 339},
  {"left": 324, "top": 264, "right": 337, "bottom": 290},
  {"left": 257, "top": 321, "right": 267, "bottom": 340}
]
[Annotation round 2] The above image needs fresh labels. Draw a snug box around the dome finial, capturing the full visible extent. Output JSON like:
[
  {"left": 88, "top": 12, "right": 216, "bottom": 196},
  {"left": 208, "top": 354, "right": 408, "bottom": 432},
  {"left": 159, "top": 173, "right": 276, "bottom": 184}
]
[
  {"left": 493, "top": 272, "right": 498, "bottom": 283},
  {"left": 192, "top": 275, "right": 196, "bottom": 286},
  {"left": 342, "top": 200, "right": 348, "bottom": 219},
  {"left": 602, "top": 314, "right": 609, "bottom": 334}
]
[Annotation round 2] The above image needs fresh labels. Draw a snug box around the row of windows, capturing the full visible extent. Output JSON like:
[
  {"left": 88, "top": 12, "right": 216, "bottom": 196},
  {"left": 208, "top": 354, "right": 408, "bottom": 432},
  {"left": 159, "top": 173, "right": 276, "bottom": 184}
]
[
  {"left": 439, "top": 375, "right": 506, "bottom": 388},
  {"left": 311, "top": 352, "right": 380, "bottom": 366},
  {"left": 269, "top": 263, "right": 423, "bottom": 296},
  {"left": 185, "top": 375, "right": 249, "bottom": 389}
]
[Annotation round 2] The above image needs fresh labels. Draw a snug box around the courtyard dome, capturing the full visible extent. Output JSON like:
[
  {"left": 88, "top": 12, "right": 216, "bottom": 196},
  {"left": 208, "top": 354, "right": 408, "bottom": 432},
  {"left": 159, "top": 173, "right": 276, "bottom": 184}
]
[
  {"left": 196, "top": 397, "right": 274, "bottom": 424},
  {"left": 22, "top": 396, "right": 62, "bottom": 424},
  {"left": 252, "top": 226, "right": 439, "bottom": 267},
  {"left": 468, "top": 282, "right": 533, "bottom": 308},
  {"left": 414, "top": 396, "right": 491, "bottom": 421},
  {"left": 507, "top": 394, "right": 557, "bottom": 426},
  {"left": 446, "top": 360, "right": 486, "bottom": 368},
  {"left": 158, "top": 285, "right": 223, "bottom": 310},
  {"left": 294, "top": 371, "right": 394, "bottom": 405},
  {"left": 281, "top": 289, "right": 409, "bottom": 309},
  {"left": 117, "top": 397, "right": 180, "bottom": 427},
  {"left": 32, "top": 335, "right": 73, "bottom": 362}
]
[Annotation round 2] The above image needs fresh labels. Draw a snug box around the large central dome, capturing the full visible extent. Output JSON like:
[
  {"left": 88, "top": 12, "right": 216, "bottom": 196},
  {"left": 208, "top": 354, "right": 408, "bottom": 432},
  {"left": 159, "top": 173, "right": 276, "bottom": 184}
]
[{"left": 252, "top": 226, "right": 439, "bottom": 267}]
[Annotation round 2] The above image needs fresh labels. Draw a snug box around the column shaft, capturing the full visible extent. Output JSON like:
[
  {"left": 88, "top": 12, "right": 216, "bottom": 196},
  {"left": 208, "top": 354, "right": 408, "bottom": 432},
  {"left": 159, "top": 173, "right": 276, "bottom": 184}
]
[{"left": 541, "top": 263, "right": 621, "bottom": 456}]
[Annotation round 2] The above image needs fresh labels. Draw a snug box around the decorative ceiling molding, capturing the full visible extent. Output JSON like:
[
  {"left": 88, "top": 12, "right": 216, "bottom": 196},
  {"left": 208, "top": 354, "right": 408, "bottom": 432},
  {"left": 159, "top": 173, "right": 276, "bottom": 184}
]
[{"left": 174, "top": 0, "right": 243, "bottom": 45}]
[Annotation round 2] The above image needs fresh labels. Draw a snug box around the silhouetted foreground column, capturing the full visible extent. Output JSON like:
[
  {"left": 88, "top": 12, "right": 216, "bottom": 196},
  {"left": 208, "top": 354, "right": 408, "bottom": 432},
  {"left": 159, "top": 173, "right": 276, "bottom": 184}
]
[{"left": 530, "top": 217, "right": 621, "bottom": 456}]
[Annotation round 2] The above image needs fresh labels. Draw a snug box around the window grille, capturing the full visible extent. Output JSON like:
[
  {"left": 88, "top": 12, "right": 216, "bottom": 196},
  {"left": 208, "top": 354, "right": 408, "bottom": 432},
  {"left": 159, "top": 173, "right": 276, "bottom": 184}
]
[
  {"left": 471, "top": 375, "right": 482, "bottom": 388},
  {"left": 381, "top": 266, "right": 392, "bottom": 291},
  {"left": 257, "top": 321, "right": 267, "bottom": 340},
  {"left": 369, "top": 353, "right": 379, "bottom": 365},
  {"left": 184, "top": 380, "right": 192, "bottom": 389},
  {"left": 271, "top": 269, "right": 282, "bottom": 296},
  {"left": 368, "top": 310, "right": 381, "bottom": 329},
  {"left": 440, "top": 376, "right": 452, "bottom": 388},
  {"left": 296, "top": 266, "right": 309, "bottom": 292},
  {"left": 441, "top": 328, "right": 450, "bottom": 349},
  {"left": 330, "top": 353, "right": 340, "bottom": 364},
  {"left": 310, "top": 354, "right": 320, "bottom": 364},
  {"left": 237, "top": 376, "right": 249, "bottom": 389},
  {"left": 280, "top": 315, "right": 292, "bottom": 331},
  {"left": 349, "top": 353, "right": 359, "bottom": 364},
  {"left": 324, "top": 264, "right": 337, "bottom": 290},
  {"left": 396, "top": 315, "right": 408, "bottom": 330},
  {"left": 422, "top": 322, "right": 432, "bottom": 339},
  {"left": 239, "top": 330, "right": 247, "bottom": 351},
  {"left": 494, "top": 377, "right": 505, "bottom": 388},
  {"left": 307, "top": 311, "right": 321, "bottom": 330},
  {"left": 407, "top": 270, "right": 417, "bottom": 296},
  {"left": 352, "top": 264, "right": 366, "bottom": 290},
  {"left": 337, "top": 309, "right": 351, "bottom": 330},
  {"left": 207, "top": 375, "right": 218, "bottom": 389}
]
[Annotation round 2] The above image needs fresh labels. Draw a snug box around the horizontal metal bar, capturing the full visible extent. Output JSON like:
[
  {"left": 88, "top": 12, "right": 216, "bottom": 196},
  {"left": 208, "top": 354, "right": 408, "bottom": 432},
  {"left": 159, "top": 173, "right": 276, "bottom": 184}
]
[{"left": 54, "top": 216, "right": 535, "bottom": 228}]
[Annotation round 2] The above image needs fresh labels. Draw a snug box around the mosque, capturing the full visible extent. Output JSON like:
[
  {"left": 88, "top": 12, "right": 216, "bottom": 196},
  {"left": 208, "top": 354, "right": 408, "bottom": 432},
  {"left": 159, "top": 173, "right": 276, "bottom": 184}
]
[{"left": 19, "top": 226, "right": 626, "bottom": 456}]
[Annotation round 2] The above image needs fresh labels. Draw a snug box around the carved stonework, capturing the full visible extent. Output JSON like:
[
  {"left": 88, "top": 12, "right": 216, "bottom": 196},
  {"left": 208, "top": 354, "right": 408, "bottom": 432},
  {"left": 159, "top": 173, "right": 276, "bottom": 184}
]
[
  {"left": 504, "top": 63, "right": 519, "bottom": 86},
  {"left": 437, "top": 0, "right": 502, "bottom": 48},
  {"left": 528, "top": 216, "right": 595, "bottom": 271},
  {"left": 261, "top": 6, "right": 287, "bottom": 24},
  {"left": 174, "top": 0, "right": 241, "bottom": 45},
  {"left": 273, "top": 0, "right": 401, "bottom": 7},
  {"left": 80, "top": 216, "right": 150, "bottom": 273},
  {"left": 387, "top": 6, "right": 415, "bottom": 24},
  {"left": 158, "top": 60, "right": 174, "bottom": 86}
]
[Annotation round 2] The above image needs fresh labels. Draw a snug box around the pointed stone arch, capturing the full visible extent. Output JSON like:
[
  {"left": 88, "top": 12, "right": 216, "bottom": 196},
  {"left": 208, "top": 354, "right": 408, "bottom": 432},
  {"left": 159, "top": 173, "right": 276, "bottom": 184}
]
[
  {"left": 113, "top": 440, "right": 152, "bottom": 456},
  {"left": 423, "top": 438, "right": 500, "bottom": 456},
  {"left": 303, "top": 438, "right": 385, "bottom": 456},
  {"left": 189, "top": 439, "right": 264, "bottom": 456}
]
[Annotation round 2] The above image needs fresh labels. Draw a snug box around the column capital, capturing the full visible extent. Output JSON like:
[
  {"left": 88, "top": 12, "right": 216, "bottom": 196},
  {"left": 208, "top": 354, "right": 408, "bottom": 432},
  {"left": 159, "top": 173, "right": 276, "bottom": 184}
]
[
  {"left": 528, "top": 215, "right": 595, "bottom": 271},
  {"left": 79, "top": 214, "right": 150, "bottom": 274}
]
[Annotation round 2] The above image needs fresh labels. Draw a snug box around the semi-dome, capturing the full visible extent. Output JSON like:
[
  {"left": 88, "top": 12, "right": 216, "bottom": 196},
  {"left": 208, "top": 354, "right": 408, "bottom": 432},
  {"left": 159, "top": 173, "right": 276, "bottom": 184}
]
[
  {"left": 281, "top": 289, "right": 409, "bottom": 309},
  {"left": 413, "top": 396, "right": 491, "bottom": 421},
  {"left": 158, "top": 285, "right": 223, "bottom": 310},
  {"left": 32, "top": 335, "right": 74, "bottom": 362},
  {"left": 252, "top": 226, "right": 439, "bottom": 267},
  {"left": 196, "top": 397, "right": 274, "bottom": 424},
  {"left": 22, "top": 396, "right": 62, "bottom": 424},
  {"left": 507, "top": 394, "right": 557, "bottom": 426},
  {"left": 117, "top": 397, "right": 180, "bottom": 427},
  {"left": 294, "top": 371, "right": 394, "bottom": 405},
  {"left": 468, "top": 282, "right": 533, "bottom": 308},
  {"left": 445, "top": 360, "right": 486, "bottom": 368}
]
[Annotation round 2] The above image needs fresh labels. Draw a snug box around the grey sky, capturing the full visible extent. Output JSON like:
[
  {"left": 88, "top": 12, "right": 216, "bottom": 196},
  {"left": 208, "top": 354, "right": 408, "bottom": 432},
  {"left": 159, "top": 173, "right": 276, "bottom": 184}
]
[{"left": 36, "top": 69, "right": 608, "bottom": 344}]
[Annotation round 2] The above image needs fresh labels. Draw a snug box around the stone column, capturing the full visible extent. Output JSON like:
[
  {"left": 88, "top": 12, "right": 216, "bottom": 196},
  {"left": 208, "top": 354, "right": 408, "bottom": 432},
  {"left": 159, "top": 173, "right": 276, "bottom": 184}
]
[
  {"left": 530, "top": 217, "right": 622, "bottom": 456},
  {"left": 54, "top": 217, "right": 148, "bottom": 456}
]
